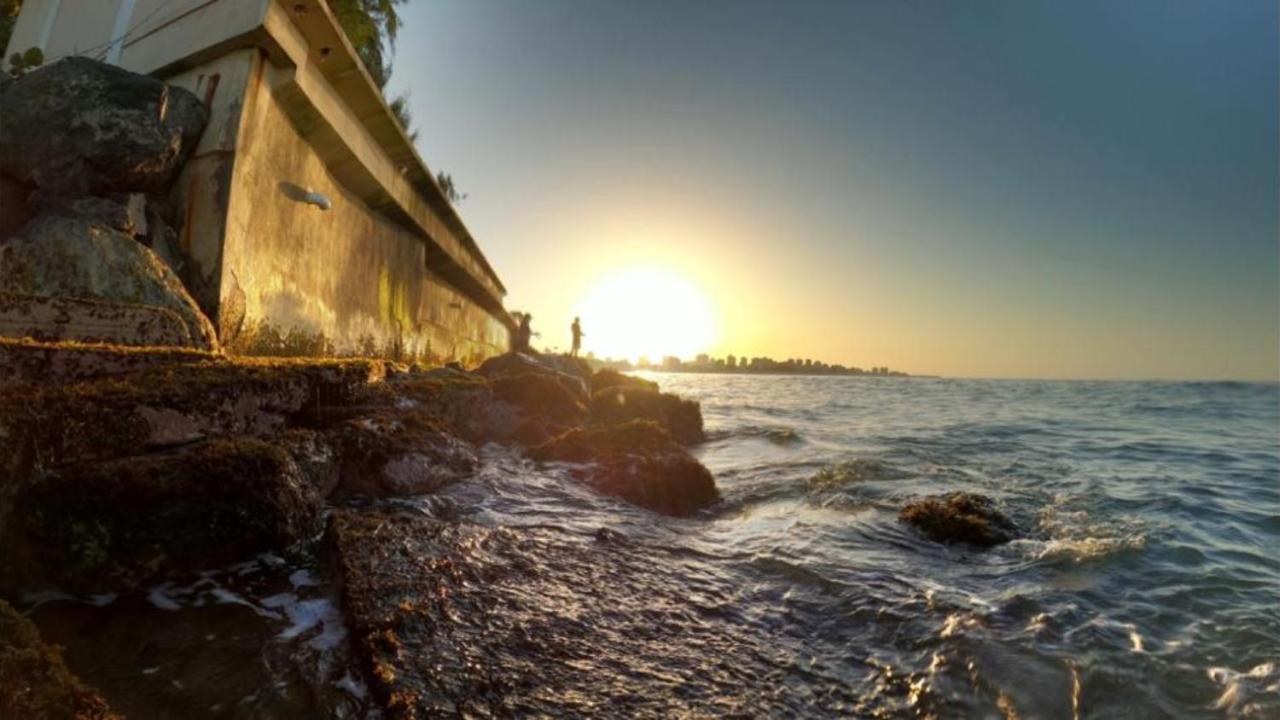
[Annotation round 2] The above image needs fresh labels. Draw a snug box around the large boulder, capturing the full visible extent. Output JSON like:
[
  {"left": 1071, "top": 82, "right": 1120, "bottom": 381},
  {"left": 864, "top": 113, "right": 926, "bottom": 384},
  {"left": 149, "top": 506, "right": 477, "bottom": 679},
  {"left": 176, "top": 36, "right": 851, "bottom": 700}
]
[
  {"left": 1, "top": 438, "right": 324, "bottom": 591},
  {"left": 533, "top": 420, "right": 719, "bottom": 516},
  {"left": 590, "top": 368, "right": 658, "bottom": 394},
  {"left": 0, "top": 601, "right": 117, "bottom": 720},
  {"left": 898, "top": 492, "right": 1019, "bottom": 547},
  {"left": 0, "top": 57, "right": 208, "bottom": 195},
  {"left": 476, "top": 352, "right": 589, "bottom": 401},
  {"left": 589, "top": 386, "right": 705, "bottom": 444},
  {"left": 0, "top": 213, "right": 218, "bottom": 349}
]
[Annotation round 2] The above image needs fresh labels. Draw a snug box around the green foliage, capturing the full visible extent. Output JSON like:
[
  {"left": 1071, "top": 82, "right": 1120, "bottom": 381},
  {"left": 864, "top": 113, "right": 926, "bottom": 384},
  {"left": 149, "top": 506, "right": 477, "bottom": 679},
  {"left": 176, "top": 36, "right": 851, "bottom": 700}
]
[
  {"left": 389, "top": 92, "right": 418, "bottom": 142},
  {"left": 6, "top": 45, "right": 41, "bottom": 78},
  {"left": 329, "top": 0, "right": 406, "bottom": 89},
  {"left": 436, "top": 171, "right": 468, "bottom": 204},
  {"left": 0, "top": 0, "right": 21, "bottom": 62}
]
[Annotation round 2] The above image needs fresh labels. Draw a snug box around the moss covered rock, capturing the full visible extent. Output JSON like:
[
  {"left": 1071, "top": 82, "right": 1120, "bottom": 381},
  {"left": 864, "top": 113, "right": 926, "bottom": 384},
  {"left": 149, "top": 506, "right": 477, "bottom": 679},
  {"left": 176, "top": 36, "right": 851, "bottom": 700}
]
[
  {"left": 588, "top": 387, "right": 705, "bottom": 444},
  {"left": 0, "top": 601, "right": 117, "bottom": 719},
  {"left": 898, "top": 492, "right": 1019, "bottom": 547},
  {"left": 590, "top": 368, "right": 659, "bottom": 394},
  {"left": 0, "top": 56, "right": 207, "bottom": 195},
  {"left": 3, "top": 437, "right": 323, "bottom": 591},
  {"left": 533, "top": 420, "right": 719, "bottom": 516},
  {"left": 0, "top": 214, "right": 218, "bottom": 349}
]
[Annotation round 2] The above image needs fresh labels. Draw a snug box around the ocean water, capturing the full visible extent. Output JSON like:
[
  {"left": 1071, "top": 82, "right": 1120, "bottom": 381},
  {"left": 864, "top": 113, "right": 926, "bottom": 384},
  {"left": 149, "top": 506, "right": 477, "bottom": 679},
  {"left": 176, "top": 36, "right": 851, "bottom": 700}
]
[
  {"left": 27, "top": 375, "right": 1280, "bottom": 718},
  {"left": 449, "top": 374, "right": 1279, "bottom": 718}
]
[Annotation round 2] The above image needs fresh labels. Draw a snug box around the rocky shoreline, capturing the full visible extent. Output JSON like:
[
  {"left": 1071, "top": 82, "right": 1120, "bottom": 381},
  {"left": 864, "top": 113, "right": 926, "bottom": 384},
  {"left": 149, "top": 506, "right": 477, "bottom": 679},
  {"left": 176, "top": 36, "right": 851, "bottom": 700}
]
[{"left": 0, "top": 345, "right": 727, "bottom": 717}]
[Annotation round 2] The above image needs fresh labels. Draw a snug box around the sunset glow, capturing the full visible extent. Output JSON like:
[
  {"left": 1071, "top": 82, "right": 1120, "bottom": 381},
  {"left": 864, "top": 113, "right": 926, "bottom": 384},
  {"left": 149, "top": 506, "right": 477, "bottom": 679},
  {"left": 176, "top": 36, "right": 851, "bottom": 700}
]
[{"left": 573, "top": 266, "right": 718, "bottom": 362}]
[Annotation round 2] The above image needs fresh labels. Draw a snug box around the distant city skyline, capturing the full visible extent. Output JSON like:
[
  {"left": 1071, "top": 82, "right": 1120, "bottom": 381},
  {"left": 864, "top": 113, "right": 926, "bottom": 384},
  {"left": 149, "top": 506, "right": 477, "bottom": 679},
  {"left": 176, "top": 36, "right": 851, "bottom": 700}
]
[{"left": 391, "top": 1, "right": 1279, "bottom": 380}]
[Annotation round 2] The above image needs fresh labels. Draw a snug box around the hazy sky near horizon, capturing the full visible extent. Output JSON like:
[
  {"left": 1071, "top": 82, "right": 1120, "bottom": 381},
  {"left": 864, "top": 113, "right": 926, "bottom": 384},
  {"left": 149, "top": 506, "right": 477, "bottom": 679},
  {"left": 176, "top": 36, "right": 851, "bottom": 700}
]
[{"left": 388, "top": 0, "right": 1278, "bottom": 380}]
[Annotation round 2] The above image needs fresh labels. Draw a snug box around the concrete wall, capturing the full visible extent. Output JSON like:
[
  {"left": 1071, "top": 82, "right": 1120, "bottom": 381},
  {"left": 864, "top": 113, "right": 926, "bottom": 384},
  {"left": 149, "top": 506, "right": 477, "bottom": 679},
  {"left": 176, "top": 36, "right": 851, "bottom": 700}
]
[
  {"left": 6, "top": 0, "right": 514, "bottom": 364},
  {"left": 219, "top": 55, "right": 508, "bottom": 363}
]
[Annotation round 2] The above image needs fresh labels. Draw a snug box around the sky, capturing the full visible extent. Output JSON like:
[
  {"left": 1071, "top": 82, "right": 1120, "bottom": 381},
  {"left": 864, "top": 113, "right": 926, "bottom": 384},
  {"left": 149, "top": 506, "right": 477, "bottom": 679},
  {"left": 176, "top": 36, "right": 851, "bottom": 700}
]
[{"left": 388, "top": 0, "right": 1279, "bottom": 380}]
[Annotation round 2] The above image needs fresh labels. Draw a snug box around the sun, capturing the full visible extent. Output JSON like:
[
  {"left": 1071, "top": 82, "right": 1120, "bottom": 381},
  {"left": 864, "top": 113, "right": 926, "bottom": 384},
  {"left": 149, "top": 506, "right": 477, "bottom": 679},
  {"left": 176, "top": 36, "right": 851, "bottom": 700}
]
[{"left": 573, "top": 265, "right": 718, "bottom": 362}]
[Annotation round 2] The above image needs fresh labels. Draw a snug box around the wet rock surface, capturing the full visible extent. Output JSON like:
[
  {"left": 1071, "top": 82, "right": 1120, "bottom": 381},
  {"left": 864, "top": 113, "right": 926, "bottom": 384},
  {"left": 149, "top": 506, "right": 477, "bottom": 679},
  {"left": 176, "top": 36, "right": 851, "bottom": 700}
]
[
  {"left": 329, "top": 507, "right": 779, "bottom": 718},
  {"left": 589, "top": 385, "right": 706, "bottom": 444},
  {"left": 898, "top": 491, "right": 1019, "bottom": 547},
  {"left": 0, "top": 599, "right": 118, "bottom": 719},
  {"left": 533, "top": 420, "right": 719, "bottom": 516},
  {"left": 0, "top": 350, "right": 718, "bottom": 716},
  {"left": 3, "top": 438, "right": 323, "bottom": 592}
]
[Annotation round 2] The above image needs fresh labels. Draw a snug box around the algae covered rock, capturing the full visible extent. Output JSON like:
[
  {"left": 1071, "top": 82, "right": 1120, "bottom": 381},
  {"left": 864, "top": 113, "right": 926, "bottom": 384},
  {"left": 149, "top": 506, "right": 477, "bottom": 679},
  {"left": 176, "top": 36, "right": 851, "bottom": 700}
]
[
  {"left": 531, "top": 419, "right": 679, "bottom": 463},
  {"left": 3, "top": 437, "right": 323, "bottom": 590},
  {"left": 477, "top": 351, "right": 590, "bottom": 400},
  {"left": 590, "top": 368, "right": 659, "bottom": 394},
  {"left": 0, "top": 56, "right": 208, "bottom": 194},
  {"left": 0, "top": 601, "right": 118, "bottom": 720},
  {"left": 491, "top": 372, "right": 587, "bottom": 428},
  {"left": 0, "top": 214, "right": 217, "bottom": 349},
  {"left": 589, "top": 386, "right": 705, "bottom": 444},
  {"left": 898, "top": 492, "right": 1019, "bottom": 547},
  {"left": 533, "top": 420, "right": 719, "bottom": 516}
]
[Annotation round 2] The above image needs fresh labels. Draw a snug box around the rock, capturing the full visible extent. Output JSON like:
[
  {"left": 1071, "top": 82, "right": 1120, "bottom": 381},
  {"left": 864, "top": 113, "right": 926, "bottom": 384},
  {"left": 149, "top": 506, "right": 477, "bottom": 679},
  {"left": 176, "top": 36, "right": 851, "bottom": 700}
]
[
  {"left": 591, "top": 368, "right": 659, "bottom": 394},
  {"left": 530, "top": 419, "right": 678, "bottom": 463},
  {"left": 331, "top": 410, "right": 477, "bottom": 498},
  {"left": 0, "top": 336, "right": 213, "bottom": 390},
  {"left": 476, "top": 352, "right": 589, "bottom": 401},
  {"left": 0, "top": 213, "right": 218, "bottom": 349},
  {"left": 587, "top": 452, "right": 719, "bottom": 516},
  {"left": 0, "top": 600, "right": 118, "bottom": 719},
  {"left": 0, "top": 357, "right": 386, "bottom": 476},
  {"left": 898, "top": 492, "right": 1019, "bottom": 547},
  {"left": 27, "top": 194, "right": 146, "bottom": 235},
  {"left": 0, "top": 171, "right": 28, "bottom": 240},
  {"left": 279, "top": 428, "right": 340, "bottom": 497},
  {"left": 1, "top": 438, "right": 323, "bottom": 591},
  {"left": 376, "top": 371, "right": 495, "bottom": 442},
  {"left": 491, "top": 372, "right": 587, "bottom": 429},
  {"left": 532, "top": 420, "right": 720, "bottom": 516},
  {"left": 0, "top": 293, "right": 208, "bottom": 349},
  {"left": 0, "top": 57, "right": 208, "bottom": 195},
  {"left": 588, "top": 387, "right": 705, "bottom": 444}
]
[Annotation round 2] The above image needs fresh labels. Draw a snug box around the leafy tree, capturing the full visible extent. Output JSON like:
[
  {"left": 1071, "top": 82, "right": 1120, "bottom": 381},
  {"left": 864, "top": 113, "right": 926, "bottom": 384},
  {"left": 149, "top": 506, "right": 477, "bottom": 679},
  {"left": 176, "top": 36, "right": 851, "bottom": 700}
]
[
  {"left": 435, "top": 171, "right": 467, "bottom": 205},
  {"left": 1, "top": 0, "right": 23, "bottom": 62},
  {"left": 329, "top": 0, "right": 417, "bottom": 140},
  {"left": 329, "top": 0, "right": 405, "bottom": 90}
]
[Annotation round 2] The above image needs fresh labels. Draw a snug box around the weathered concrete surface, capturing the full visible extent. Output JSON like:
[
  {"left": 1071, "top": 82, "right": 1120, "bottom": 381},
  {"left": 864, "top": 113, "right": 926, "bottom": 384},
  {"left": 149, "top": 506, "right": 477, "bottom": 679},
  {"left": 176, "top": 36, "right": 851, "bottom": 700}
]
[
  {"left": 0, "top": 214, "right": 218, "bottom": 350},
  {"left": 2, "top": 438, "right": 323, "bottom": 592},
  {"left": 218, "top": 55, "right": 509, "bottom": 363},
  {"left": 0, "top": 293, "right": 203, "bottom": 348},
  {"left": 0, "top": 600, "right": 118, "bottom": 720},
  {"left": 0, "top": 57, "right": 208, "bottom": 195}
]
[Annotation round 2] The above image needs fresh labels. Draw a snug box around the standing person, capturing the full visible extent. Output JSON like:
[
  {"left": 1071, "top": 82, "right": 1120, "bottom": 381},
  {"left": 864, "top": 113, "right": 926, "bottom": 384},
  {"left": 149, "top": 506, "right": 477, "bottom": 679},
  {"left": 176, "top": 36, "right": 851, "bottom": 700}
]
[
  {"left": 570, "top": 317, "right": 584, "bottom": 357},
  {"left": 514, "top": 313, "right": 533, "bottom": 353}
]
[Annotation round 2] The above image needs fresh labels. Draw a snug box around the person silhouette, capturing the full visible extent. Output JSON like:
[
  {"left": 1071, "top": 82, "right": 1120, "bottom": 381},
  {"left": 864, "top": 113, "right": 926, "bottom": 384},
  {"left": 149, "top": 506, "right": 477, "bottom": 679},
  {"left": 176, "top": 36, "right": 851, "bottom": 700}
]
[
  {"left": 514, "top": 313, "right": 533, "bottom": 353},
  {"left": 570, "top": 317, "right": 584, "bottom": 357}
]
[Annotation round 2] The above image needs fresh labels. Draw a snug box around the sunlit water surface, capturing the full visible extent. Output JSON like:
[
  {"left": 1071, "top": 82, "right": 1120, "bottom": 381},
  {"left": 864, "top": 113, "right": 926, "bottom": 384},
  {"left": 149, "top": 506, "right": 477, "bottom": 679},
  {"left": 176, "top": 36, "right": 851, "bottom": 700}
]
[{"left": 28, "top": 375, "right": 1280, "bottom": 718}]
